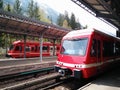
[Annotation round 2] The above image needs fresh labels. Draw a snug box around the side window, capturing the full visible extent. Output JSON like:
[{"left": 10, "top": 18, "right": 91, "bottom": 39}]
[
  {"left": 103, "top": 41, "right": 107, "bottom": 57},
  {"left": 38, "top": 47, "right": 40, "bottom": 51},
  {"left": 15, "top": 46, "right": 22, "bottom": 51},
  {"left": 98, "top": 40, "right": 101, "bottom": 58},
  {"left": 25, "top": 46, "right": 30, "bottom": 52},
  {"left": 31, "top": 47, "right": 35, "bottom": 51},
  {"left": 115, "top": 42, "right": 120, "bottom": 56},
  {"left": 42, "top": 46, "right": 48, "bottom": 50},
  {"left": 42, "top": 46, "right": 48, "bottom": 52},
  {"left": 35, "top": 46, "right": 38, "bottom": 51},
  {"left": 90, "top": 39, "right": 97, "bottom": 57},
  {"left": 103, "top": 41, "right": 114, "bottom": 57}
]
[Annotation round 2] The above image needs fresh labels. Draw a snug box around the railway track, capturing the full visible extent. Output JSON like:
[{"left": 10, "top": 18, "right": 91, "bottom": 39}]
[
  {"left": 1, "top": 73, "right": 61, "bottom": 90},
  {"left": 0, "top": 69, "right": 79, "bottom": 90},
  {"left": 0, "top": 66, "right": 99, "bottom": 90},
  {"left": 0, "top": 71, "right": 98, "bottom": 90},
  {"left": 0, "top": 66, "right": 54, "bottom": 80},
  {"left": 0, "top": 67, "right": 55, "bottom": 89}
]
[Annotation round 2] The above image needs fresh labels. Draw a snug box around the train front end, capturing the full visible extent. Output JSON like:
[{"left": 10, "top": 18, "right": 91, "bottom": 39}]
[{"left": 55, "top": 30, "right": 91, "bottom": 79}]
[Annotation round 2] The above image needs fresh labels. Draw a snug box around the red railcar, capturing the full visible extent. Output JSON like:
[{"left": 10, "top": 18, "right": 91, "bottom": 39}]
[
  {"left": 54, "top": 28, "right": 120, "bottom": 79},
  {"left": 6, "top": 40, "right": 60, "bottom": 58}
]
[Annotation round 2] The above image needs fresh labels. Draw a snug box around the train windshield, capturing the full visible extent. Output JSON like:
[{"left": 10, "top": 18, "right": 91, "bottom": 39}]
[
  {"left": 9, "top": 45, "right": 14, "bottom": 50},
  {"left": 61, "top": 38, "right": 88, "bottom": 56}
]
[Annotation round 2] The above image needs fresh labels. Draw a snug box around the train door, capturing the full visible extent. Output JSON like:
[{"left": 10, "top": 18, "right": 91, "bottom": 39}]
[
  {"left": 31, "top": 45, "right": 35, "bottom": 57},
  {"left": 90, "top": 38, "right": 102, "bottom": 74},
  {"left": 14, "top": 45, "right": 22, "bottom": 58},
  {"left": 97, "top": 39, "right": 102, "bottom": 73},
  {"left": 25, "top": 46, "right": 31, "bottom": 58},
  {"left": 42, "top": 45, "right": 49, "bottom": 56}
]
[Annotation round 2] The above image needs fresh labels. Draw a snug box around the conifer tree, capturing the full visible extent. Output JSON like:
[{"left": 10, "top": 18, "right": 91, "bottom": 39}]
[
  {"left": 13, "top": 0, "right": 22, "bottom": 14},
  {"left": 70, "top": 13, "right": 76, "bottom": 29},
  {"left": 0, "top": 0, "right": 3, "bottom": 9},
  {"left": 27, "top": 0, "right": 34, "bottom": 18},
  {"left": 57, "top": 14, "right": 64, "bottom": 26},
  {"left": 5, "top": 3, "right": 12, "bottom": 12},
  {"left": 34, "top": 2, "right": 40, "bottom": 20}
]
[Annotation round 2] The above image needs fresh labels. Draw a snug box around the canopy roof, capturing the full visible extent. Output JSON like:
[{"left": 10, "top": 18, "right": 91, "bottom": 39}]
[{"left": 0, "top": 10, "right": 70, "bottom": 40}]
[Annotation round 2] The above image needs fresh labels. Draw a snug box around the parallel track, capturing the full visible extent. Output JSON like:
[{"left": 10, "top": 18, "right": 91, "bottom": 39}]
[
  {"left": 1, "top": 73, "right": 61, "bottom": 90},
  {"left": 0, "top": 67, "right": 55, "bottom": 89}
]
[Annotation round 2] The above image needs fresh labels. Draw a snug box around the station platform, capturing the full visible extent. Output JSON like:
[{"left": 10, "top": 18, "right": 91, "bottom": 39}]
[
  {"left": 79, "top": 68, "right": 120, "bottom": 90},
  {"left": 0, "top": 56, "right": 57, "bottom": 76}
]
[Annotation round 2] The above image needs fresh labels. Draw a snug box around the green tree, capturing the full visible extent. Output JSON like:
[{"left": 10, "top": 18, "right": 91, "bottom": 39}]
[
  {"left": 70, "top": 13, "right": 76, "bottom": 29},
  {"left": 62, "top": 19, "right": 68, "bottom": 28},
  {"left": 64, "top": 11, "right": 70, "bottom": 26},
  {"left": 34, "top": 2, "right": 40, "bottom": 20},
  {"left": 27, "top": 0, "right": 34, "bottom": 18},
  {"left": 7, "top": 4, "right": 11, "bottom": 12},
  {"left": 13, "top": 0, "right": 22, "bottom": 14},
  {"left": 0, "top": 33, "right": 6, "bottom": 48},
  {"left": 75, "top": 18, "right": 82, "bottom": 29},
  {"left": 39, "top": 8, "right": 51, "bottom": 23},
  {"left": 57, "top": 14, "right": 64, "bottom": 26},
  {"left": 0, "top": 0, "right": 3, "bottom": 9},
  {"left": 5, "top": 3, "right": 12, "bottom": 12},
  {"left": 48, "top": 16, "right": 53, "bottom": 24},
  {"left": 27, "top": 0, "right": 41, "bottom": 20}
]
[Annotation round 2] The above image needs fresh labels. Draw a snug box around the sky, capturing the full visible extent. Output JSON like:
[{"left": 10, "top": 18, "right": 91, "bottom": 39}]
[{"left": 35, "top": 0, "right": 117, "bottom": 36}]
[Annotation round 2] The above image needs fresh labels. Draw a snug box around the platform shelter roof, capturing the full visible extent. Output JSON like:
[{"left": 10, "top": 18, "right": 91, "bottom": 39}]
[{"left": 0, "top": 10, "right": 70, "bottom": 40}]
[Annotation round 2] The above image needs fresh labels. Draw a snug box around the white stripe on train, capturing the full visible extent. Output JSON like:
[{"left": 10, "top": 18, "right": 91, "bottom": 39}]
[{"left": 56, "top": 58, "right": 120, "bottom": 69}]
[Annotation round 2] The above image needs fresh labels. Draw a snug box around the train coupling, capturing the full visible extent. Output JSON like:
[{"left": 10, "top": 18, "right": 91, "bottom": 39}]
[{"left": 54, "top": 65, "right": 72, "bottom": 76}]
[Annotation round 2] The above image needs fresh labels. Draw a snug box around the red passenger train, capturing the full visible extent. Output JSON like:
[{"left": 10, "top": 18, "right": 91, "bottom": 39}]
[
  {"left": 6, "top": 40, "right": 60, "bottom": 58},
  {"left": 54, "top": 28, "right": 120, "bottom": 79}
]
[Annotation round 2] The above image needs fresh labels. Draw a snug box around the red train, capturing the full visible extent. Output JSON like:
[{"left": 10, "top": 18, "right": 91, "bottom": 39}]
[
  {"left": 54, "top": 28, "right": 120, "bottom": 79},
  {"left": 6, "top": 40, "right": 60, "bottom": 58}
]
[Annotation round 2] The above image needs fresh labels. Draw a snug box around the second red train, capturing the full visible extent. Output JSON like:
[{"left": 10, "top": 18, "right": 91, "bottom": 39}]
[{"left": 6, "top": 40, "right": 60, "bottom": 58}]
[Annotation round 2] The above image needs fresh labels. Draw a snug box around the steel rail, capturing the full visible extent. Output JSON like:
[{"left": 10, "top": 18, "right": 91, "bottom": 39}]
[{"left": 1, "top": 73, "right": 61, "bottom": 90}]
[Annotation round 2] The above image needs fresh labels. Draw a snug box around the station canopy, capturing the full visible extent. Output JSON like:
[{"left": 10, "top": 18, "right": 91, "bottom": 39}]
[
  {"left": 0, "top": 10, "right": 70, "bottom": 40},
  {"left": 72, "top": 0, "right": 120, "bottom": 30}
]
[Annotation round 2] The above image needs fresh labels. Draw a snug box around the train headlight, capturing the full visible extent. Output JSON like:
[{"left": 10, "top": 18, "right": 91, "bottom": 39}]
[{"left": 56, "top": 61, "right": 63, "bottom": 65}]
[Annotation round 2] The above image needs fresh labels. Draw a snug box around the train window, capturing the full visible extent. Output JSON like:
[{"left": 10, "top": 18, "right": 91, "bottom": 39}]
[
  {"left": 98, "top": 40, "right": 101, "bottom": 58},
  {"left": 42, "top": 46, "right": 48, "bottom": 50},
  {"left": 35, "top": 46, "right": 38, "bottom": 51},
  {"left": 31, "top": 47, "right": 34, "bottom": 51},
  {"left": 42, "top": 46, "right": 48, "bottom": 52},
  {"left": 37, "top": 46, "right": 39, "bottom": 51},
  {"left": 9, "top": 45, "right": 14, "bottom": 50},
  {"left": 90, "top": 39, "right": 97, "bottom": 57},
  {"left": 15, "top": 46, "right": 22, "bottom": 51},
  {"left": 115, "top": 42, "right": 120, "bottom": 56},
  {"left": 25, "top": 46, "right": 30, "bottom": 52},
  {"left": 103, "top": 41, "right": 114, "bottom": 57},
  {"left": 113, "top": 43, "right": 116, "bottom": 55},
  {"left": 61, "top": 38, "right": 88, "bottom": 56}
]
